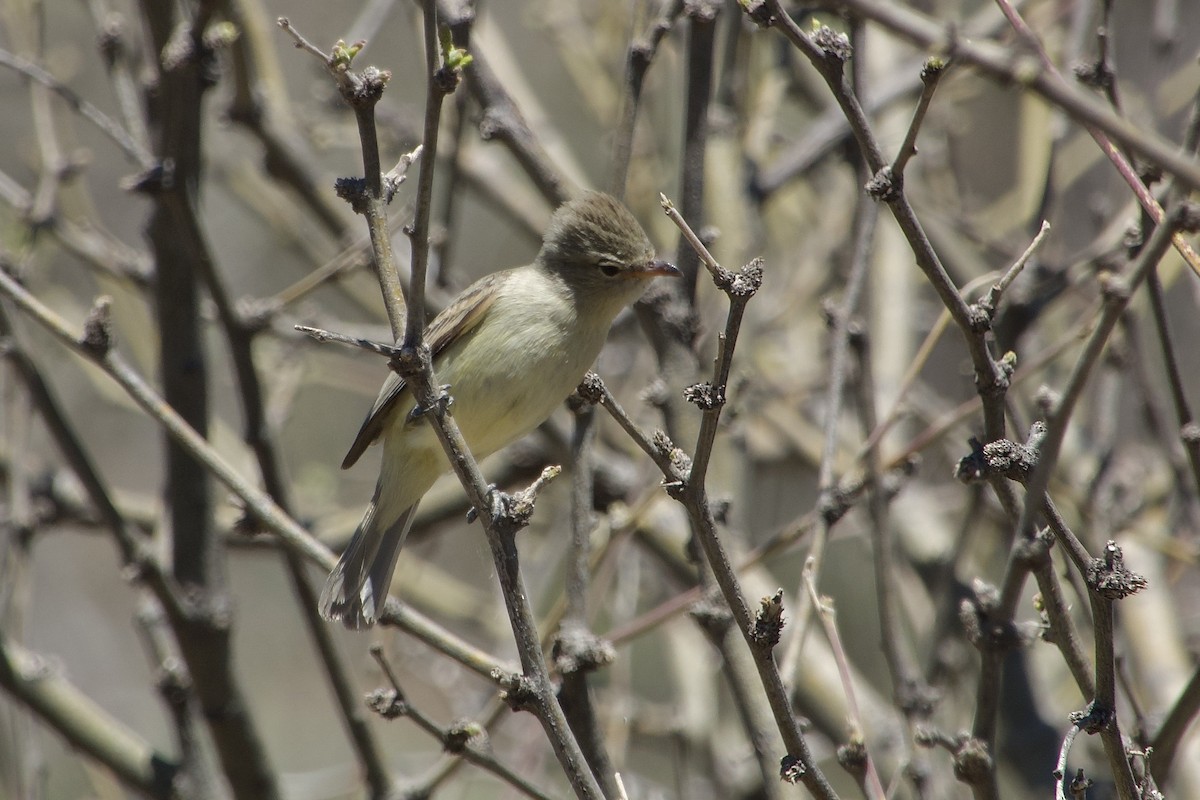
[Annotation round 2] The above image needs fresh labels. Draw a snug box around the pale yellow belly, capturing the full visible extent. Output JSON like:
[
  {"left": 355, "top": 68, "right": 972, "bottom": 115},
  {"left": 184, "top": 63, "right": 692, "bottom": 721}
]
[{"left": 375, "top": 287, "right": 608, "bottom": 521}]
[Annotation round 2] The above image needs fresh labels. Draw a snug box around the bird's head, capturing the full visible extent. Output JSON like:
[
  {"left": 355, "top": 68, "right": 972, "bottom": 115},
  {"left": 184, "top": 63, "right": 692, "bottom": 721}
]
[{"left": 539, "top": 192, "right": 680, "bottom": 299}]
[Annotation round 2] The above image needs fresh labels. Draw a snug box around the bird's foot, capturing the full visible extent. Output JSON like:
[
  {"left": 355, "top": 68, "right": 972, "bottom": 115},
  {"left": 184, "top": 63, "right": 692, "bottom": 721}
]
[
  {"left": 489, "top": 486, "right": 512, "bottom": 520},
  {"left": 466, "top": 484, "right": 508, "bottom": 524},
  {"left": 406, "top": 384, "right": 454, "bottom": 423}
]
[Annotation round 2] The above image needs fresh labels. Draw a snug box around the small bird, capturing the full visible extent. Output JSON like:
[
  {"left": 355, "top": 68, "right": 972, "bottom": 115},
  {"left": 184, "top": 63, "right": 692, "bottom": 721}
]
[{"left": 321, "top": 192, "right": 679, "bottom": 629}]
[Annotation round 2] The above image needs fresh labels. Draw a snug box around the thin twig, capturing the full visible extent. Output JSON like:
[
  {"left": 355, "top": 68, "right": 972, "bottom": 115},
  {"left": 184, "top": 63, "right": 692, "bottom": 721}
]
[
  {"left": 1144, "top": 269, "right": 1200, "bottom": 502},
  {"left": 978, "top": 220, "right": 1052, "bottom": 317},
  {"left": 0, "top": 267, "right": 515, "bottom": 683},
  {"left": 759, "top": 1, "right": 1011, "bottom": 444},
  {"left": 1018, "top": 209, "right": 1188, "bottom": 569},
  {"left": 367, "top": 647, "right": 557, "bottom": 800},
  {"left": 890, "top": 57, "right": 948, "bottom": 178},
  {"left": 821, "top": 0, "right": 1200, "bottom": 192},
  {"left": 609, "top": 0, "right": 686, "bottom": 198},
  {"left": 653, "top": 197, "right": 838, "bottom": 799},
  {"left": 0, "top": 46, "right": 152, "bottom": 166},
  {"left": 802, "top": 562, "right": 887, "bottom": 800},
  {"left": 818, "top": 0, "right": 1200, "bottom": 275},
  {"left": 442, "top": 0, "right": 571, "bottom": 206},
  {"left": 275, "top": 17, "right": 330, "bottom": 62},
  {"left": 294, "top": 325, "right": 397, "bottom": 357}
]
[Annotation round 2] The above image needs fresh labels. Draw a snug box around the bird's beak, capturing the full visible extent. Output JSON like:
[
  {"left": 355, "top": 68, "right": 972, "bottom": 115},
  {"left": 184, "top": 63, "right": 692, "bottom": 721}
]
[{"left": 632, "top": 259, "right": 681, "bottom": 279}]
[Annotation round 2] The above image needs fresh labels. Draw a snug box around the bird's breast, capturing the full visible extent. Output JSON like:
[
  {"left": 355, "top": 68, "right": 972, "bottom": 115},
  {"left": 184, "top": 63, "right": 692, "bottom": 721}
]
[{"left": 432, "top": 275, "right": 608, "bottom": 459}]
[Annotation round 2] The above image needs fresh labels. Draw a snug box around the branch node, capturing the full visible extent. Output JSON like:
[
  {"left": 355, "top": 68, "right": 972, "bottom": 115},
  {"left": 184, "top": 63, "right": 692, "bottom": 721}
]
[
  {"left": 444, "top": 719, "right": 486, "bottom": 754},
  {"left": 495, "top": 671, "right": 539, "bottom": 713},
  {"left": 1073, "top": 59, "right": 1114, "bottom": 91},
  {"left": 97, "top": 16, "right": 126, "bottom": 69},
  {"left": 1086, "top": 541, "right": 1148, "bottom": 600},
  {"left": 865, "top": 166, "right": 901, "bottom": 201},
  {"left": 344, "top": 65, "right": 391, "bottom": 106},
  {"left": 921, "top": 55, "right": 949, "bottom": 82},
  {"left": 80, "top": 295, "right": 114, "bottom": 357},
  {"left": 124, "top": 159, "right": 174, "bottom": 194},
  {"left": 572, "top": 371, "right": 606, "bottom": 406},
  {"left": 1098, "top": 270, "right": 1130, "bottom": 303},
  {"left": 366, "top": 687, "right": 408, "bottom": 720},
  {"left": 683, "top": 381, "right": 724, "bottom": 411},
  {"left": 952, "top": 736, "right": 994, "bottom": 785},
  {"left": 689, "top": 592, "right": 733, "bottom": 637},
  {"left": 810, "top": 23, "right": 852, "bottom": 64},
  {"left": 467, "top": 467, "right": 561, "bottom": 529},
  {"left": 750, "top": 589, "right": 785, "bottom": 649},
  {"left": 1069, "top": 701, "right": 1114, "bottom": 734},
  {"left": 1069, "top": 768, "right": 1094, "bottom": 795},
  {"left": 552, "top": 626, "right": 616, "bottom": 675},
  {"left": 836, "top": 739, "right": 868, "bottom": 778},
  {"left": 780, "top": 754, "right": 807, "bottom": 784},
  {"left": 959, "top": 581, "right": 1029, "bottom": 653},
  {"left": 738, "top": 0, "right": 777, "bottom": 28},
  {"left": 954, "top": 421, "right": 1044, "bottom": 484},
  {"left": 1177, "top": 200, "right": 1200, "bottom": 233},
  {"left": 237, "top": 297, "right": 282, "bottom": 334},
  {"left": 334, "top": 176, "right": 371, "bottom": 214},
  {"left": 724, "top": 257, "right": 764, "bottom": 296},
  {"left": 913, "top": 726, "right": 960, "bottom": 752},
  {"left": 507, "top": 465, "right": 561, "bottom": 518},
  {"left": 651, "top": 430, "right": 692, "bottom": 491},
  {"left": 898, "top": 679, "right": 940, "bottom": 719}
]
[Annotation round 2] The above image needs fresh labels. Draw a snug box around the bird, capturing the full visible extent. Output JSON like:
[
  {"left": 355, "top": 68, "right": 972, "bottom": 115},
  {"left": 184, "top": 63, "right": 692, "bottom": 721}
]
[{"left": 320, "top": 191, "right": 679, "bottom": 629}]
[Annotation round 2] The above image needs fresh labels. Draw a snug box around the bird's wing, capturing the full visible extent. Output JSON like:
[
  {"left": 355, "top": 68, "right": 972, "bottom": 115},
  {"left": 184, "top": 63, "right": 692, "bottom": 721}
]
[{"left": 340, "top": 272, "right": 506, "bottom": 469}]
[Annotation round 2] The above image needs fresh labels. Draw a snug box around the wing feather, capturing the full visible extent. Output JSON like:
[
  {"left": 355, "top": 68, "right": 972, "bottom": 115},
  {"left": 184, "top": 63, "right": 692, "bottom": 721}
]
[{"left": 340, "top": 272, "right": 506, "bottom": 469}]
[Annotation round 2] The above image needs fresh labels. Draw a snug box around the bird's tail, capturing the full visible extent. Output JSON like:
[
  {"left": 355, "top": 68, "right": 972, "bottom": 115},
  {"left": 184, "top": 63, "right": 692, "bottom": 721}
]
[{"left": 319, "top": 492, "right": 417, "bottom": 630}]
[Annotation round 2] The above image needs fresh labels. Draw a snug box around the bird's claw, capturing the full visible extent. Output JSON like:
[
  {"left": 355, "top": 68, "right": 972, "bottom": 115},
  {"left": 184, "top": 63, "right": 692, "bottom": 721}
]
[
  {"left": 489, "top": 487, "right": 511, "bottom": 519},
  {"left": 467, "top": 484, "right": 508, "bottom": 524},
  {"left": 406, "top": 384, "right": 454, "bottom": 423}
]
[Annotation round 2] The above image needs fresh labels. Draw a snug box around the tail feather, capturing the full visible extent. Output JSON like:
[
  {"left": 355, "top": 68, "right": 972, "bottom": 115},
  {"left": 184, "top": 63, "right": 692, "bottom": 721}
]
[{"left": 320, "top": 498, "right": 417, "bottom": 630}]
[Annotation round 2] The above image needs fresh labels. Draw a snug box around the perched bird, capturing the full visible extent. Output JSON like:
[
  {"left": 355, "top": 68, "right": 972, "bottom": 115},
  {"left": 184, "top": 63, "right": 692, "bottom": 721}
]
[{"left": 321, "top": 192, "right": 679, "bottom": 629}]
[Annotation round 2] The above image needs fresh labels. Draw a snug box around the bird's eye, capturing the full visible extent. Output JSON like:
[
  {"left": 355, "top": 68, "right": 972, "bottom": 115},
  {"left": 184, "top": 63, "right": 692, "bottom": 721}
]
[{"left": 598, "top": 261, "right": 621, "bottom": 277}]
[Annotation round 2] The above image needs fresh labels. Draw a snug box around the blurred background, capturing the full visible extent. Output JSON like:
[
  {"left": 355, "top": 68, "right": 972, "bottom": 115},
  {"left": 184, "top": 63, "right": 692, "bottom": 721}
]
[{"left": 1, "top": 0, "right": 1199, "bottom": 798}]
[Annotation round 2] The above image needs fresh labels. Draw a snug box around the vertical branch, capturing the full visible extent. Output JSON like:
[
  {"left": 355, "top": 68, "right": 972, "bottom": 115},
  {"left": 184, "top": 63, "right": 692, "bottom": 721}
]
[
  {"left": 779, "top": 16, "right": 882, "bottom": 675},
  {"left": 1086, "top": 546, "right": 1143, "bottom": 800},
  {"left": 139, "top": 3, "right": 282, "bottom": 798},
  {"left": 1151, "top": 666, "right": 1200, "bottom": 786},
  {"left": 677, "top": 0, "right": 720, "bottom": 300},
  {"left": 660, "top": 196, "right": 839, "bottom": 798},
  {"left": 431, "top": 0, "right": 475, "bottom": 288},
  {"left": 187, "top": 144, "right": 396, "bottom": 800},
  {"left": 554, "top": 400, "right": 620, "bottom": 798},
  {"left": 851, "top": 239, "right": 935, "bottom": 794},
  {"left": 1144, "top": 269, "right": 1200, "bottom": 501},
  {"left": 609, "top": 0, "right": 685, "bottom": 199},
  {"left": 564, "top": 403, "right": 597, "bottom": 627},
  {"left": 140, "top": 8, "right": 217, "bottom": 589},
  {"left": 404, "top": 0, "right": 450, "bottom": 345}
]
